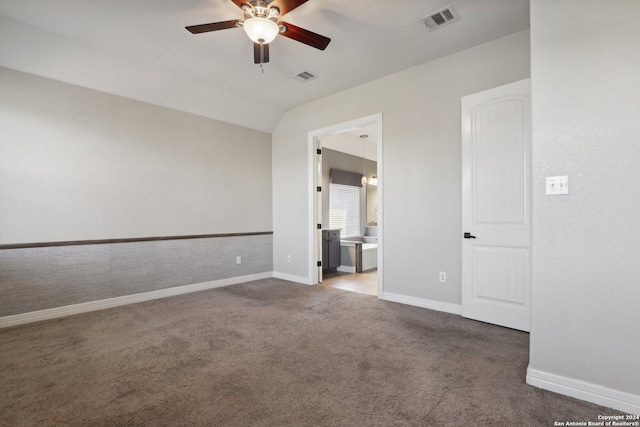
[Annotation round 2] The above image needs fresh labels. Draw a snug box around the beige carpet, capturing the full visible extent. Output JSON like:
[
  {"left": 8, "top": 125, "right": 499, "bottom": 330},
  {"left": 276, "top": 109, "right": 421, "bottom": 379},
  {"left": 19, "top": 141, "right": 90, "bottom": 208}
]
[{"left": 1, "top": 278, "right": 612, "bottom": 426}]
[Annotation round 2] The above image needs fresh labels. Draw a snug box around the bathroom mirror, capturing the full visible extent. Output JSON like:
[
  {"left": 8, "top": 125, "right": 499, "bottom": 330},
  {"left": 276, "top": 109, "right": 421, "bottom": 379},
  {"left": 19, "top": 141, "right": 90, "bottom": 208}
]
[{"left": 366, "top": 184, "right": 378, "bottom": 225}]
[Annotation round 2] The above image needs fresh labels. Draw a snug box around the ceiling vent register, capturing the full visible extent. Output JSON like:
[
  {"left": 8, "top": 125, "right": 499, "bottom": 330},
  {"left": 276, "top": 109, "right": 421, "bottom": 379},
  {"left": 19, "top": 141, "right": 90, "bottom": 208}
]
[
  {"left": 421, "top": 6, "right": 459, "bottom": 31},
  {"left": 292, "top": 70, "right": 319, "bottom": 83}
]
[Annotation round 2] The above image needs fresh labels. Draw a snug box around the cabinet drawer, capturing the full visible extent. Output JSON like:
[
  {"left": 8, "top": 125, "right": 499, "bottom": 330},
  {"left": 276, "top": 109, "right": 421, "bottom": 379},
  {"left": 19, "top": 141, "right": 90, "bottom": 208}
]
[{"left": 328, "top": 230, "right": 340, "bottom": 240}]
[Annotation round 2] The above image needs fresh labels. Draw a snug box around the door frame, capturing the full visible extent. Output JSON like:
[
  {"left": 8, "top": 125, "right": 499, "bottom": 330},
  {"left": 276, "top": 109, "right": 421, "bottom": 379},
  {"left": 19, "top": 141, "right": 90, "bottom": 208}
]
[{"left": 307, "top": 113, "right": 384, "bottom": 296}]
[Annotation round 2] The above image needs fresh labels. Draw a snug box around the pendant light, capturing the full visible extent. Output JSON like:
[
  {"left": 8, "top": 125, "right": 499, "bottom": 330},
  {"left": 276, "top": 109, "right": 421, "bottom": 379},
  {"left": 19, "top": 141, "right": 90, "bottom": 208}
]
[{"left": 360, "top": 135, "right": 368, "bottom": 186}]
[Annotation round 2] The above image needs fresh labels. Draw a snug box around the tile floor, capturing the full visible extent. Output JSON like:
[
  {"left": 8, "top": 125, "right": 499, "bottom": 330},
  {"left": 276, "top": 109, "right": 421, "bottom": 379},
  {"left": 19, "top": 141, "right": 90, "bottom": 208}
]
[{"left": 320, "top": 269, "right": 378, "bottom": 296}]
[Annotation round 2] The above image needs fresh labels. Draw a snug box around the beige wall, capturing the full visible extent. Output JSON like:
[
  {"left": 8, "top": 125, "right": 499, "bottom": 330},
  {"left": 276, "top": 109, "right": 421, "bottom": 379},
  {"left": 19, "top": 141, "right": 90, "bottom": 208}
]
[
  {"left": 529, "top": 0, "right": 640, "bottom": 406},
  {"left": 0, "top": 67, "right": 272, "bottom": 244},
  {"left": 272, "top": 31, "right": 531, "bottom": 300}
]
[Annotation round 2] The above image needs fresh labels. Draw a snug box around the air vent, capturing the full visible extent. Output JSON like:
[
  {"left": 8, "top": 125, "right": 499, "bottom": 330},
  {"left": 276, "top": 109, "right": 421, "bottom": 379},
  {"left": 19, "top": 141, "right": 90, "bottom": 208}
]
[
  {"left": 421, "top": 6, "right": 459, "bottom": 31},
  {"left": 292, "top": 70, "right": 319, "bottom": 83}
]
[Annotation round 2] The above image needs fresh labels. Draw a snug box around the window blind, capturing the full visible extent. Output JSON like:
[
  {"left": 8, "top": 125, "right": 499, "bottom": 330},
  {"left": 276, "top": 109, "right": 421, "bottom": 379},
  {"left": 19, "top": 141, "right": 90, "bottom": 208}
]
[{"left": 329, "top": 183, "right": 360, "bottom": 238}]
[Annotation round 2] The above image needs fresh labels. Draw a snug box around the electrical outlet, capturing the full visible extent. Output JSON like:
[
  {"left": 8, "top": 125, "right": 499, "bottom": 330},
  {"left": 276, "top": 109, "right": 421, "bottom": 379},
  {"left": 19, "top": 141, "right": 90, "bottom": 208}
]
[
  {"left": 287, "top": 255, "right": 291, "bottom": 263},
  {"left": 236, "top": 256, "right": 242, "bottom": 265},
  {"left": 439, "top": 272, "right": 447, "bottom": 283}
]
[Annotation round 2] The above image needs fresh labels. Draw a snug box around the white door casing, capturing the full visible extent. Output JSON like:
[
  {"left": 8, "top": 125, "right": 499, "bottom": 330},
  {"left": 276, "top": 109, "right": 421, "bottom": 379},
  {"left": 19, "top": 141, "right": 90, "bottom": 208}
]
[
  {"left": 461, "top": 79, "right": 531, "bottom": 332},
  {"left": 307, "top": 113, "right": 383, "bottom": 293},
  {"left": 316, "top": 137, "right": 323, "bottom": 283}
]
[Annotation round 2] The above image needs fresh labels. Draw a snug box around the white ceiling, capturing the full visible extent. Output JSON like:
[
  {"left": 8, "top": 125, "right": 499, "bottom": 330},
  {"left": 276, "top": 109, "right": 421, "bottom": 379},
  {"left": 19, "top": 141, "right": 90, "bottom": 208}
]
[{"left": 0, "top": 0, "right": 529, "bottom": 133}]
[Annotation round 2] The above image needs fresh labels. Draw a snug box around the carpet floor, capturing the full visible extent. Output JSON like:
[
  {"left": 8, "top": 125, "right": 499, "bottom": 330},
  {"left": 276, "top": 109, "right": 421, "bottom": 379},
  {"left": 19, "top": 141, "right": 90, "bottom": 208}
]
[{"left": 1, "top": 278, "right": 612, "bottom": 426}]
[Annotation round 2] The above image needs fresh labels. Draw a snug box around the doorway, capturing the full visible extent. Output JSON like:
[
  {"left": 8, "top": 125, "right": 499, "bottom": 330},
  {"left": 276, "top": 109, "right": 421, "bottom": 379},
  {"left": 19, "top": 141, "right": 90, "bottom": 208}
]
[{"left": 308, "top": 114, "right": 383, "bottom": 297}]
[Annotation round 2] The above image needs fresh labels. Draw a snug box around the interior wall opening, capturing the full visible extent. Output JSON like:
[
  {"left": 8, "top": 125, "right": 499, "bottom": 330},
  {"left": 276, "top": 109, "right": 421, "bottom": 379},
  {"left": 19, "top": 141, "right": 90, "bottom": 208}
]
[{"left": 308, "top": 114, "right": 383, "bottom": 297}]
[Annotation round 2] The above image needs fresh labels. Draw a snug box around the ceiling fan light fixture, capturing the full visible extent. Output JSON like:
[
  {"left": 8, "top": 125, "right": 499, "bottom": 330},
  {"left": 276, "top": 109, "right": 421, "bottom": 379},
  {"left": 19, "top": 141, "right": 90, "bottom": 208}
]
[
  {"left": 185, "top": 0, "right": 331, "bottom": 64},
  {"left": 243, "top": 17, "right": 279, "bottom": 44}
]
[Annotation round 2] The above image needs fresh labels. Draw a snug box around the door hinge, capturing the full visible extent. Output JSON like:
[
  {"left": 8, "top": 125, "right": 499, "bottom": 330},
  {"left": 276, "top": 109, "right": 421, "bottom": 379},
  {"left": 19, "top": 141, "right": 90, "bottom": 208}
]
[
  {"left": 317, "top": 148, "right": 322, "bottom": 155},
  {"left": 317, "top": 186, "right": 322, "bottom": 192},
  {"left": 317, "top": 261, "right": 322, "bottom": 267},
  {"left": 317, "top": 224, "right": 322, "bottom": 229}
]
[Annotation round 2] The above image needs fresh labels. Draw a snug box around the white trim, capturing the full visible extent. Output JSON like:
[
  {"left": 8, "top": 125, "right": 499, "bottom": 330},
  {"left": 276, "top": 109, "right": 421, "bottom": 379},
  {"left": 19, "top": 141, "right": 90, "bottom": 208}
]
[
  {"left": 308, "top": 113, "right": 384, "bottom": 293},
  {"left": 337, "top": 266, "right": 356, "bottom": 273},
  {"left": 374, "top": 115, "right": 384, "bottom": 300},
  {"left": 527, "top": 367, "right": 640, "bottom": 415},
  {"left": 0, "top": 272, "right": 272, "bottom": 329},
  {"left": 381, "top": 292, "right": 462, "bottom": 315},
  {"left": 308, "top": 133, "right": 317, "bottom": 286},
  {"left": 272, "top": 271, "right": 313, "bottom": 285}
]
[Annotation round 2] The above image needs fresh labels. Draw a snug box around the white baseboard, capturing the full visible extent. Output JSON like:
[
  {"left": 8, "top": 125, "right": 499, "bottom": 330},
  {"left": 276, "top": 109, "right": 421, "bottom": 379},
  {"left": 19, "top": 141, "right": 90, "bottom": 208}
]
[
  {"left": 0, "top": 272, "right": 273, "bottom": 329},
  {"left": 527, "top": 367, "right": 640, "bottom": 415},
  {"left": 337, "top": 266, "right": 356, "bottom": 273},
  {"left": 381, "top": 292, "right": 462, "bottom": 315},
  {"left": 272, "top": 271, "right": 313, "bottom": 285}
]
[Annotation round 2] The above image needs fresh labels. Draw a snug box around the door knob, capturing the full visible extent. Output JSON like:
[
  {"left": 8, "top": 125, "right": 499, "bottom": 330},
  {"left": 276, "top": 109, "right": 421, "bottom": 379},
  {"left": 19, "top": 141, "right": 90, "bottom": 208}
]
[{"left": 463, "top": 232, "right": 476, "bottom": 239}]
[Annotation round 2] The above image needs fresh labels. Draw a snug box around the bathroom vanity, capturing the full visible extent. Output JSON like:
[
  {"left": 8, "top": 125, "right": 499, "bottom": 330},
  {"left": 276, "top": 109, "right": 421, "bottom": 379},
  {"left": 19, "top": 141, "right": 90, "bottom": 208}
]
[{"left": 322, "top": 229, "right": 341, "bottom": 271}]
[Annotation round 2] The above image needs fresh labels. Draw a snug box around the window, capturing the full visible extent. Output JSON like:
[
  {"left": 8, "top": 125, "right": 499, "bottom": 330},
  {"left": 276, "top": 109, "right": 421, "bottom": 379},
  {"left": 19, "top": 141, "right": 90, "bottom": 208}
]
[{"left": 329, "top": 183, "right": 360, "bottom": 238}]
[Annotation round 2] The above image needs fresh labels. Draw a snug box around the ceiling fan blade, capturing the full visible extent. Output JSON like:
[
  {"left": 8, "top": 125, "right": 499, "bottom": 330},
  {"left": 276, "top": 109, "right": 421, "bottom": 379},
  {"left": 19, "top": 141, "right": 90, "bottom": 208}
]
[
  {"left": 279, "top": 22, "right": 331, "bottom": 50},
  {"left": 186, "top": 20, "right": 241, "bottom": 34},
  {"left": 270, "top": 0, "right": 309, "bottom": 17},
  {"left": 254, "top": 43, "right": 270, "bottom": 64}
]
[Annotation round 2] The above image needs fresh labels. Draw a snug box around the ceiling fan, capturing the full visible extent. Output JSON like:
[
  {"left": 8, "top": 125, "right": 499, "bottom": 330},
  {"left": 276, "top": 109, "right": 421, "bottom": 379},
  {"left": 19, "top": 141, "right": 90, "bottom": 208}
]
[{"left": 186, "top": 0, "right": 331, "bottom": 66}]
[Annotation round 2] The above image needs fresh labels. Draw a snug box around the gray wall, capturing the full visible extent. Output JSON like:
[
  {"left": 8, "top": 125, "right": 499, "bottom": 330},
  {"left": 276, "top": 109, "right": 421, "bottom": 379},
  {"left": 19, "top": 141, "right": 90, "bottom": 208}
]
[
  {"left": 0, "top": 67, "right": 272, "bottom": 244},
  {"left": 321, "top": 148, "right": 376, "bottom": 237},
  {"left": 529, "top": 0, "right": 640, "bottom": 397},
  {"left": 272, "top": 30, "right": 531, "bottom": 297},
  {"left": 0, "top": 235, "right": 272, "bottom": 317},
  {"left": 0, "top": 67, "right": 273, "bottom": 316}
]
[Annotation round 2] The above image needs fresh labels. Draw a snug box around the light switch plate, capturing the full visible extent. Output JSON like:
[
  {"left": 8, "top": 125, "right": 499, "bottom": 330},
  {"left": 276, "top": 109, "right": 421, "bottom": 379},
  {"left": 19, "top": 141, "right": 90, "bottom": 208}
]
[{"left": 546, "top": 176, "right": 569, "bottom": 195}]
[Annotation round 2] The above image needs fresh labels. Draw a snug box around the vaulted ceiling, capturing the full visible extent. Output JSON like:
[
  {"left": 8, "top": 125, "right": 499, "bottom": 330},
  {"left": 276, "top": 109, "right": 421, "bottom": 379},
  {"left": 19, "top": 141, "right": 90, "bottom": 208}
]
[{"left": 0, "top": 0, "right": 529, "bottom": 132}]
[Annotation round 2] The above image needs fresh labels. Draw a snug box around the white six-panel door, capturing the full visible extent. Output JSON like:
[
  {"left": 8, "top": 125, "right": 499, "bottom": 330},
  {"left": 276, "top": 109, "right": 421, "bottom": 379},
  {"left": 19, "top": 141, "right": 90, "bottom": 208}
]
[{"left": 461, "top": 79, "right": 531, "bottom": 332}]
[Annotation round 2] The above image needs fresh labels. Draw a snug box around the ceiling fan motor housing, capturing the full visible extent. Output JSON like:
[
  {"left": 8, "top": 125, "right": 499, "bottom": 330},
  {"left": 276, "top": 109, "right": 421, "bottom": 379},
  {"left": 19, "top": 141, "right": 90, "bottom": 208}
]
[{"left": 244, "top": 1, "right": 280, "bottom": 20}]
